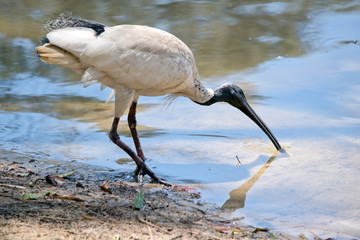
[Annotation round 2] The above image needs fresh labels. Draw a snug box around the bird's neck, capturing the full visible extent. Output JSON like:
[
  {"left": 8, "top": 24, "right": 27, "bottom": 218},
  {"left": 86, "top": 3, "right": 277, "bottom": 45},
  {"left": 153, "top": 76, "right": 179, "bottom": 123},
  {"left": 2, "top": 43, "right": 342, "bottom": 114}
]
[
  {"left": 188, "top": 77, "right": 214, "bottom": 104},
  {"left": 194, "top": 83, "right": 233, "bottom": 106}
]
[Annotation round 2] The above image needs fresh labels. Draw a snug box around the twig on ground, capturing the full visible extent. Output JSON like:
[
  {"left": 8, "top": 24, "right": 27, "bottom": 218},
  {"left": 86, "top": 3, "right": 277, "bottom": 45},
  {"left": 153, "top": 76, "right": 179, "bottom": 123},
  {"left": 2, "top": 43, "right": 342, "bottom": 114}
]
[
  {"left": 82, "top": 215, "right": 99, "bottom": 221},
  {"left": 51, "top": 193, "right": 85, "bottom": 202},
  {"left": 147, "top": 226, "right": 154, "bottom": 240},
  {"left": 40, "top": 216, "right": 72, "bottom": 222},
  {"left": 169, "top": 234, "right": 182, "bottom": 240},
  {"left": 0, "top": 183, "right": 26, "bottom": 190}
]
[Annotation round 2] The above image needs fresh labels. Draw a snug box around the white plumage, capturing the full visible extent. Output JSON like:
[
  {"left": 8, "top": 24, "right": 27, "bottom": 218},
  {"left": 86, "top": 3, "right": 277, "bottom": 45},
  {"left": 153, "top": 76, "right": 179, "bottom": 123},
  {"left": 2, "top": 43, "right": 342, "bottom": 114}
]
[
  {"left": 38, "top": 24, "right": 214, "bottom": 118},
  {"left": 37, "top": 14, "right": 282, "bottom": 185}
]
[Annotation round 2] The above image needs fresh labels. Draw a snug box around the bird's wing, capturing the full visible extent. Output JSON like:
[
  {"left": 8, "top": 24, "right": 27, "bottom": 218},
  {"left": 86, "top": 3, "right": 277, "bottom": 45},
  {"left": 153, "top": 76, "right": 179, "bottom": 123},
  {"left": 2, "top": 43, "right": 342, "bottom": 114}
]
[
  {"left": 44, "top": 25, "right": 197, "bottom": 96},
  {"left": 78, "top": 25, "right": 195, "bottom": 94},
  {"left": 45, "top": 27, "right": 113, "bottom": 88}
]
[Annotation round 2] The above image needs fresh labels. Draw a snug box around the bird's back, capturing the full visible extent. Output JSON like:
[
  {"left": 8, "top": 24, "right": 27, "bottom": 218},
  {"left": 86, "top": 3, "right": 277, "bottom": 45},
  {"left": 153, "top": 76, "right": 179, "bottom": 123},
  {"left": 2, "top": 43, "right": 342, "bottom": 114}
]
[{"left": 84, "top": 25, "right": 197, "bottom": 95}]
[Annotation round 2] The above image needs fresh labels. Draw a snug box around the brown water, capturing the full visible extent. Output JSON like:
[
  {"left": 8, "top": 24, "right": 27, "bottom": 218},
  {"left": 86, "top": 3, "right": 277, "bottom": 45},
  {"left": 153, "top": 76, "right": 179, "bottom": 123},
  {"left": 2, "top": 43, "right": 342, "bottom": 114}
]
[{"left": 1, "top": 1, "right": 360, "bottom": 238}]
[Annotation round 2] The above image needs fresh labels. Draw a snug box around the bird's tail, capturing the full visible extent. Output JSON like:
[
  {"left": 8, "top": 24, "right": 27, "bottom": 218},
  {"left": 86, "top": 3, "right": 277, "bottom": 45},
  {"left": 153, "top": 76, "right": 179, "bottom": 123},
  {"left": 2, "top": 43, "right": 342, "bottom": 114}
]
[
  {"left": 36, "top": 44, "right": 86, "bottom": 74},
  {"left": 36, "top": 13, "right": 114, "bottom": 99},
  {"left": 37, "top": 12, "right": 105, "bottom": 72},
  {"left": 36, "top": 43, "right": 114, "bottom": 100}
]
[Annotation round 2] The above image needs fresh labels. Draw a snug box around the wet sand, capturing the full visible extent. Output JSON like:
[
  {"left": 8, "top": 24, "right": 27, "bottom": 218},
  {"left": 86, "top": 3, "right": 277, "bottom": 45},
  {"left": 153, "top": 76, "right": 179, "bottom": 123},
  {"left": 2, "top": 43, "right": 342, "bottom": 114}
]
[{"left": 0, "top": 150, "right": 295, "bottom": 240}]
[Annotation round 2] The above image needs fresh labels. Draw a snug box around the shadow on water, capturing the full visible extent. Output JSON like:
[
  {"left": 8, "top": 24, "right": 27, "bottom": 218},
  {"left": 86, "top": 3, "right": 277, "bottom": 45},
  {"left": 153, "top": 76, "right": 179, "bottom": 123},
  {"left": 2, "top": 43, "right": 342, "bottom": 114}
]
[{"left": 221, "top": 152, "right": 278, "bottom": 211}]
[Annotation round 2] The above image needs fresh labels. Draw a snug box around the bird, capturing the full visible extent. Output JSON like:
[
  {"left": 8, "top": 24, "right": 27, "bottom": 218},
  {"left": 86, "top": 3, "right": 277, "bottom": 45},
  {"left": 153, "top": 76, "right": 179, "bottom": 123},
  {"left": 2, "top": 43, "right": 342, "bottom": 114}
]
[{"left": 36, "top": 13, "right": 282, "bottom": 186}]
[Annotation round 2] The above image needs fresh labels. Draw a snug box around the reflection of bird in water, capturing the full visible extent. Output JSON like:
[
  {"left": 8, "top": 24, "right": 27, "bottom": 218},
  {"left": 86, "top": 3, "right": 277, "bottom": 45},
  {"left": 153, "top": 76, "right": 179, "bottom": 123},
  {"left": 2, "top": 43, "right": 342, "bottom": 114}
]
[
  {"left": 36, "top": 13, "right": 282, "bottom": 185},
  {"left": 221, "top": 152, "right": 278, "bottom": 211}
]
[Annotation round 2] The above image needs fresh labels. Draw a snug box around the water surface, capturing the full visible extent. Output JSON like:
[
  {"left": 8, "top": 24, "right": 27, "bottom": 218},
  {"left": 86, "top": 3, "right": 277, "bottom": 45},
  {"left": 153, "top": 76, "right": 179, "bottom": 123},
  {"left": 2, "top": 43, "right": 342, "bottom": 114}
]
[{"left": 1, "top": 1, "right": 360, "bottom": 239}]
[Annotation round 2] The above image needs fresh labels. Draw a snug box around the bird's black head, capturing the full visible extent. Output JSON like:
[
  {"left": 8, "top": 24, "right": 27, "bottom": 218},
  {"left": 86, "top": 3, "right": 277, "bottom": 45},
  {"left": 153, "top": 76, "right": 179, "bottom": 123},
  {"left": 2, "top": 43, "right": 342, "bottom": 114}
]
[
  {"left": 214, "top": 83, "right": 246, "bottom": 105},
  {"left": 200, "top": 83, "right": 282, "bottom": 151}
]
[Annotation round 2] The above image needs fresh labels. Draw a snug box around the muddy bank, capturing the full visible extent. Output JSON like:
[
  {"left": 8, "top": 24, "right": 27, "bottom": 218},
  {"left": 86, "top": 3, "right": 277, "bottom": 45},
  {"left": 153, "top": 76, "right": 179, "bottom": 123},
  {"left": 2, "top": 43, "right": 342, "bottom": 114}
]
[{"left": 0, "top": 150, "right": 295, "bottom": 240}]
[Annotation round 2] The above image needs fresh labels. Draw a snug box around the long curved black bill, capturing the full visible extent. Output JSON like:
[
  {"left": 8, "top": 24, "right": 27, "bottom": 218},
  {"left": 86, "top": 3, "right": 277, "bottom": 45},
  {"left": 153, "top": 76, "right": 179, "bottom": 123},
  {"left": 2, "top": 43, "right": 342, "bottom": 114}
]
[
  {"left": 235, "top": 101, "right": 282, "bottom": 151},
  {"left": 195, "top": 83, "right": 282, "bottom": 151}
]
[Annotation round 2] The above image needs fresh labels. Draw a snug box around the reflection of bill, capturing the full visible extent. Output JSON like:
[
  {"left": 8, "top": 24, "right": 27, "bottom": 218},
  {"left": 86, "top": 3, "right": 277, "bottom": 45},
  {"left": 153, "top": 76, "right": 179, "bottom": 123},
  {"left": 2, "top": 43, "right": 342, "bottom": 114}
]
[{"left": 221, "top": 152, "right": 278, "bottom": 211}]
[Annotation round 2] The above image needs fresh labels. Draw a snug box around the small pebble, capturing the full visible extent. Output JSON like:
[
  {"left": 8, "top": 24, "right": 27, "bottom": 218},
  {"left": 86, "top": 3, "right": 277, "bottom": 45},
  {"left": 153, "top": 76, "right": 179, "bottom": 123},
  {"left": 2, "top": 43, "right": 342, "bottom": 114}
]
[{"left": 76, "top": 182, "right": 84, "bottom": 188}]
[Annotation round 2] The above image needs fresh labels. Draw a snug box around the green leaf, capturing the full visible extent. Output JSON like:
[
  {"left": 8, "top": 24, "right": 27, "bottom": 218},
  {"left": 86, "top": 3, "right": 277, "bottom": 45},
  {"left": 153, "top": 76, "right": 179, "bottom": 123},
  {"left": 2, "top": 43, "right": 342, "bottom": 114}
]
[
  {"left": 134, "top": 192, "right": 144, "bottom": 210},
  {"left": 56, "top": 170, "right": 76, "bottom": 178},
  {"left": 22, "top": 190, "right": 52, "bottom": 200}
]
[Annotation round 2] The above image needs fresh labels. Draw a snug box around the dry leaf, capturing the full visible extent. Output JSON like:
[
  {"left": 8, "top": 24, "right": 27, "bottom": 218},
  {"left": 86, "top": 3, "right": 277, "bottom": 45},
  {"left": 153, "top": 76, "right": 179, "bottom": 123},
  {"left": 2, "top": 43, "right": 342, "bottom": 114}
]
[{"left": 100, "top": 183, "right": 111, "bottom": 193}]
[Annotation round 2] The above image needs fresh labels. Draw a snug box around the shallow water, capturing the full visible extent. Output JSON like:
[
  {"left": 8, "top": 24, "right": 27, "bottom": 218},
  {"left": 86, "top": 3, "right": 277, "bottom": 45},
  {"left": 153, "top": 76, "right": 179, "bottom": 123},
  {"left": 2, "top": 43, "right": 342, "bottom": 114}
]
[{"left": 1, "top": 1, "right": 360, "bottom": 239}]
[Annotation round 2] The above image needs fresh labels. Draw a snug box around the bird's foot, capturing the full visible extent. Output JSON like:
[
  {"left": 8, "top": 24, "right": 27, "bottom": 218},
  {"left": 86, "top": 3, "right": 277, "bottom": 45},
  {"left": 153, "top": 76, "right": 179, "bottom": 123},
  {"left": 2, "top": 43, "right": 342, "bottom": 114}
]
[
  {"left": 134, "top": 160, "right": 171, "bottom": 187},
  {"left": 108, "top": 128, "right": 171, "bottom": 186},
  {"left": 135, "top": 160, "right": 146, "bottom": 185},
  {"left": 134, "top": 158, "right": 147, "bottom": 176}
]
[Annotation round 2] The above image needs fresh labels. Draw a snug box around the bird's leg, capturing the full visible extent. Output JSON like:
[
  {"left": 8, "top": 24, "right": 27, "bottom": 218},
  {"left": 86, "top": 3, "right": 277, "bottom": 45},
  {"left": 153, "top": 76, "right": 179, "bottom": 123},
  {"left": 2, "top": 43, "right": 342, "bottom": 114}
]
[
  {"left": 128, "top": 101, "right": 146, "bottom": 177},
  {"left": 109, "top": 117, "right": 170, "bottom": 186}
]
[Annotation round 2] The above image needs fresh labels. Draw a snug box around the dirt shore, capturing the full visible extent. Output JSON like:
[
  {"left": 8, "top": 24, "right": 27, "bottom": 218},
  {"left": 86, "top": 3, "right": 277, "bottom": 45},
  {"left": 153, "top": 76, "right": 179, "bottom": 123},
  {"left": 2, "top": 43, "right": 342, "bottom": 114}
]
[{"left": 0, "top": 149, "right": 295, "bottom": 240}]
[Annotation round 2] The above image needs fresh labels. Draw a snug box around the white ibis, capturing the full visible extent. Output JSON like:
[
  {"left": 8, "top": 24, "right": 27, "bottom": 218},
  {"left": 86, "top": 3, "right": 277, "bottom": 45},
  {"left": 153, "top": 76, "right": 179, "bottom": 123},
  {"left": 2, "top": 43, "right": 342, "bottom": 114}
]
[{"left": 36, "top": 14, "right": 282, "bottom": 185}]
